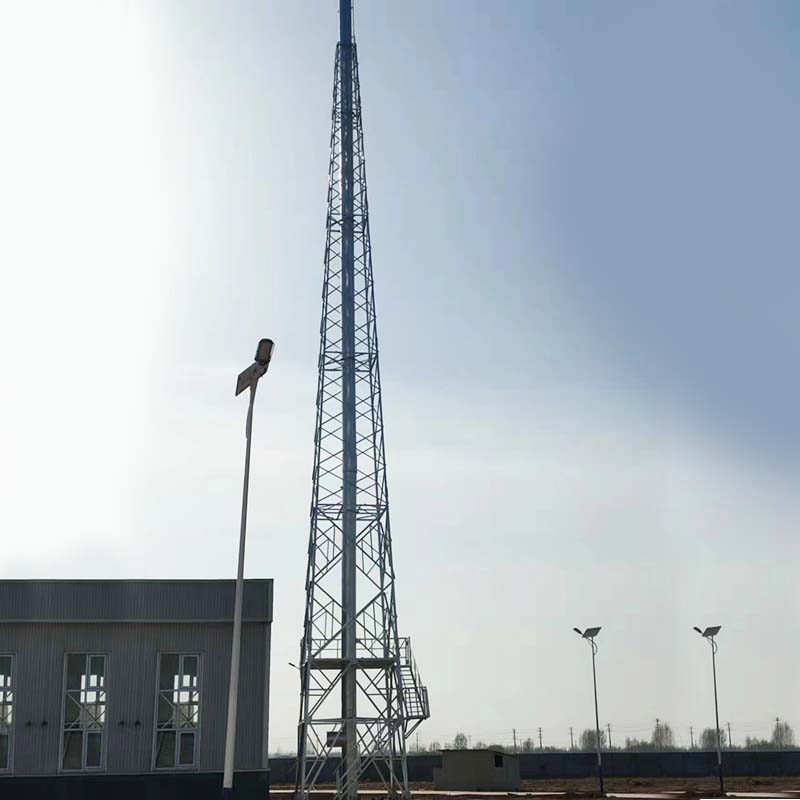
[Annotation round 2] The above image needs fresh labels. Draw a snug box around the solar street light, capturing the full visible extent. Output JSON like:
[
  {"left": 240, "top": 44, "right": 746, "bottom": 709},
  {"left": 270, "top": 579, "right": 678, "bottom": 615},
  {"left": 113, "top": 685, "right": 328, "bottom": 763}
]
[
  {"left": 223, "top": 339, "right": 275, "bottom": 800},
  {"left": 236, "top": 338, "right": 275, "bottom": 396},
  {"left": 694, "top": 624, "right": 724, "bottom": 794},
  {"left": 574, "top": 626, "right": 604, "bottom": 794}
]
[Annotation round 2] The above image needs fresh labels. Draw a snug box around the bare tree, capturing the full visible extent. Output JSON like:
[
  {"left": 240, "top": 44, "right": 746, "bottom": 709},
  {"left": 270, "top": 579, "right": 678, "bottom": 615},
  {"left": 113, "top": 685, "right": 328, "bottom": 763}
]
[
  {"left": 745, "top": 736, "right": 771, "bottom": 751},
  {"left": 772, "top": 720, "right": 795, "bottom": 749},
  {"left": 579, "top": 728, "right": 607, "bottom": 751},
  {"left": 428, "top": 741, "right": 441, "bottom": 753},
  {"left": 520, "top": 737, "right": 535, "bottom": 753},
  {"left": 453, "top": 733, "right": 468, "bottom": 750},
  {"left": 624, "top": 737, "right": 650, "bottom": 751},
  {"left": 700, "top": 727, "right": 727, "bottom": 750},
  {"left": 651, "top": 721, "right": 675, "bottom": 750}
]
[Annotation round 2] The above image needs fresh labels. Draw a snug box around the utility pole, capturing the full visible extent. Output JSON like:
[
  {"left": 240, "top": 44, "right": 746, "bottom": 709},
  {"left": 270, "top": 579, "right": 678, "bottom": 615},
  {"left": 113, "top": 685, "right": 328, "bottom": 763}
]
[
  {"left": 538, "top": 728, "right": 543, "bottom": 750},
  {"left": 690, "top": 726, "right": 694, "bottom": 749},
  {"left": 569, "top": 727, "right": 575, "bottom": 750},
  {"left": 727, "top": 722, "right": 732, "bottom": 749},
  {"left": 512, "top": 729, "right": 517, "bottom": 753},
  {"left": 607, "top": 723, "right": 612, "bottom": 750}
]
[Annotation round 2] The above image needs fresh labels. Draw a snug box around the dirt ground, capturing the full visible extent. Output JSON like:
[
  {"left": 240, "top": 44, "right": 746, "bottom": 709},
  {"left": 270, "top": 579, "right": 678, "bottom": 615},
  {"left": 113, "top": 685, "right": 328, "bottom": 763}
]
[
  {"left": 517, "top": 776, "right": 800, "bottom": 796},
  {"left": 273, "top": 777, "right": 800, "bottom": 797},
  {"left": 533, "top": 776, "right": 798, "bottom": 796}
]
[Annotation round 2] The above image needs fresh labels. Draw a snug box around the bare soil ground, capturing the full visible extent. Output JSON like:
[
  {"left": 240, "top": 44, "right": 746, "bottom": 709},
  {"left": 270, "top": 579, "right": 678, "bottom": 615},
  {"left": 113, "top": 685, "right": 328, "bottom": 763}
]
[
  {"left": 517, "top": 776, "right": 800, "bottom": 796},
  {"left": 272, "top": 777, "right": 800, "bottom": 798}
]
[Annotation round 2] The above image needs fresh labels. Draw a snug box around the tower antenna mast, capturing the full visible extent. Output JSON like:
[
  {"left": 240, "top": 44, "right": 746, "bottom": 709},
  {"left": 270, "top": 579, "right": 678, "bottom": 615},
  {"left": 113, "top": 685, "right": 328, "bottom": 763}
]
[{"left": 296, "top": 3, "right": 430, "bottom": 799}]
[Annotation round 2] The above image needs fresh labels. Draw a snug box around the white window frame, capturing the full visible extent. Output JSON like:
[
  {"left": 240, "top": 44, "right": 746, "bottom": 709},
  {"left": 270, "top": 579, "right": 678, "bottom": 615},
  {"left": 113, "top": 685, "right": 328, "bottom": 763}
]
[
  {"left": 0, "top": 654, "right": 14, "bottom": 773},
  {"left": 60, "top": 653, "right": 108, "bottom": 773},
  {"left": 152, "top": 652, "right": 202, "bottom": 771}
]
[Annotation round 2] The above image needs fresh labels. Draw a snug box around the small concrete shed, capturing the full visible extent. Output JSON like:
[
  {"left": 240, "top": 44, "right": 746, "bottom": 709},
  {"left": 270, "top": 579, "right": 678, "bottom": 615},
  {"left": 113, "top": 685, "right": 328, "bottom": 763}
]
[{"left": 433, "top": 748, "right": 521, "bottom": 791}]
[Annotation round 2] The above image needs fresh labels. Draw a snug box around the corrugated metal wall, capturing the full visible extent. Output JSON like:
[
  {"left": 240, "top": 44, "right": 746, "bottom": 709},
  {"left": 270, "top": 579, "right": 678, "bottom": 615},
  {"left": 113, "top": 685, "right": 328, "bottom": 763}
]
[
  {"left": 0, "top": 620, "right": 270, "bottom": 776},
  {"left": 0, "top": 580, "right": 272, "bottom": 623}
]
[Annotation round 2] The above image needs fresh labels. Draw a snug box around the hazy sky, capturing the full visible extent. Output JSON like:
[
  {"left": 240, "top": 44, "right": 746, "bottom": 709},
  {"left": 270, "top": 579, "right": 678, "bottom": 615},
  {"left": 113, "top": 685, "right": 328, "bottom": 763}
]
[{"left": 2, "top": 1, "right": 799, "bottom": 752}]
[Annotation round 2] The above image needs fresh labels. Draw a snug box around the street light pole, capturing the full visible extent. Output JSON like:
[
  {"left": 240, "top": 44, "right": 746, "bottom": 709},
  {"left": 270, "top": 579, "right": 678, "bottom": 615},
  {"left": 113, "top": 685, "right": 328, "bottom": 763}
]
[
  {"left": 222, "top": 339, "right": 275, "bottom": 800},
  {"left": 694, "top": 625, "right": 723, "bottom": 795},
  {"left": 574, "top": 627, "right": 604, "bottom": 795}
]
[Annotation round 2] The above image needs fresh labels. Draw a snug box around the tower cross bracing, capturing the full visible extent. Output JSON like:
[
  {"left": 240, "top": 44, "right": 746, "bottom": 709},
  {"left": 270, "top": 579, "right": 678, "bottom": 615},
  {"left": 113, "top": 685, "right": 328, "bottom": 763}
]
[{"left": 296, "top": 3, "right": 429, "bottom": 800}]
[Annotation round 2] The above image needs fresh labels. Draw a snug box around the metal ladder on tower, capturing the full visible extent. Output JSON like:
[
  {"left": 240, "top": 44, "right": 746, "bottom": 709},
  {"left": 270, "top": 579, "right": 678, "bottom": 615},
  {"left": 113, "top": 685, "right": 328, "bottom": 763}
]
[{"left": 398, "top": 638, "right": 430, "bottom": 733}]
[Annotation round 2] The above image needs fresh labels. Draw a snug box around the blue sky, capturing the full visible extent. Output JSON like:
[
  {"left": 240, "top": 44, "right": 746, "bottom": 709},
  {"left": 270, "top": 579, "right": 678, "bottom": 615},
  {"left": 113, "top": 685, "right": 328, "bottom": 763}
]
[{"left": 1, "top": 0, "right": 799, "bottom": 751}]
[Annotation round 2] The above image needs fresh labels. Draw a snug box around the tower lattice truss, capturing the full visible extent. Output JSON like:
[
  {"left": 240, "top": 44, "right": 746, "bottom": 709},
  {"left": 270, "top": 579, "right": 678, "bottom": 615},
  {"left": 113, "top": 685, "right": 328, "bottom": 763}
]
[{"left": 297, "top": 30, "right": 429, "bottom": 800}]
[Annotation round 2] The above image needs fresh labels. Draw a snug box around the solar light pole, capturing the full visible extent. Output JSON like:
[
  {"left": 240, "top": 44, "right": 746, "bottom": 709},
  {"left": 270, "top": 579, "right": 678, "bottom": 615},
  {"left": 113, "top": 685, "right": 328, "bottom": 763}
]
[
  {"left": 693, "top": 625, "right": 723, "bottom": 794},
  {"left": 574, "top": 627, "right": 604, "bottom": 795},
  {"left": 222, "top": 339, "right": 275, "bottom": 800}
]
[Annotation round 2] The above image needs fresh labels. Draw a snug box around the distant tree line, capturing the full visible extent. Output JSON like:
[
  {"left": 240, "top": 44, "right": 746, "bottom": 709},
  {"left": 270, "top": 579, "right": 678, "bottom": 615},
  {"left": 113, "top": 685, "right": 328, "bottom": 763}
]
[{"left": 407, "top": 719, "right": 796, "bottom": 754}]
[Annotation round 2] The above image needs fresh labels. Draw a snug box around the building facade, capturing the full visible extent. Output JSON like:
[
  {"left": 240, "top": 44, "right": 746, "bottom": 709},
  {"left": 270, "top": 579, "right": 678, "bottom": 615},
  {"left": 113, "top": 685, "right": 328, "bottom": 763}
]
[{"left": 0, "top": 579, "right": 271, "bottom": 799}]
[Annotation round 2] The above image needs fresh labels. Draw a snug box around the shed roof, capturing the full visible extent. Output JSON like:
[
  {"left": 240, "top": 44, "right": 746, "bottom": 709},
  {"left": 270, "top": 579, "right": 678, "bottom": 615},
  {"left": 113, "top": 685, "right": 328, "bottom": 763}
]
[{"left": 0, "top": 579, "right": 272, "bottom": 623}]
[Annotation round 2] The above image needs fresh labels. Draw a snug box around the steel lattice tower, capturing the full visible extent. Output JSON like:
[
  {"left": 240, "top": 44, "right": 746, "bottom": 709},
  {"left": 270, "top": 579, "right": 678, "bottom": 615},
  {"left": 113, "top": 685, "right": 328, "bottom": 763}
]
[{"left": 296, "top": 2, "right": 429, "bottom": 799}]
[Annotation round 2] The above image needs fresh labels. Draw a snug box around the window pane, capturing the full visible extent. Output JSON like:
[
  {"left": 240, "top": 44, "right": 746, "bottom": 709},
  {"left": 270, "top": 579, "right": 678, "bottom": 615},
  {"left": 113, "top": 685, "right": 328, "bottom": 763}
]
[
  {"left": 0, "top": 656, "right": 11, "bottom": 684},
  {"left": 0, "top": 692, "right": 13, "bottom": 726},
  {"left": 64, "top": 694, "right": 81, "bottom": 724},
  {"left": 155, "top": 731, "right": 176, "bottom": 768},
  {"left": 86, "top": 732, "right": 102, "bottom": 767},
  {"left": 182, "top": 656, "right": 198, "bottom": 686},
  {"left": 160, "top": 654, "right": 179, "bottom": 690},
  {"left": 0, "top": 733, "right": 9, "bottom": 770},
  {"left": 178, "top": 731, "right": 195, "bottom": 766},
  {"left": 66, "top": 655, "right": 85, "bottom": 691},
  {"left": 177, "top": 699, "right": 197, "bottom": 729},
  {"left": 157, "top": 695, "right": 174, "bottom": 726},
  {"left": 62, "top": 731, "right": 83, "bottom": 770},
  {"left": 85, "top": 693, "right": 106, "bottom": 728},
  {"left": 89, "top": 656, "right": 104, "bottom": 685}
]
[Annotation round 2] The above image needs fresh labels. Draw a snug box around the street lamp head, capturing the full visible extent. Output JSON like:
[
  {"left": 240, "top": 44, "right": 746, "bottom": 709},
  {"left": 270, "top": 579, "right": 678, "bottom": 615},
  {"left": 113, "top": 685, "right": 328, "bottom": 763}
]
[
  {"left": 573, "top": 627, "right": 583, "bottom": 636},
  {"left": 693, "top": 626, "right": 703, "bottom": 635},
  {"left": 583, "top": 626, "right": 602, "bottom": 639},
  {"left": 702, "top": 625, "right": 721, "bottom": 638},
  {"left": 236, "top": 338, "right": 275, "bottom": 396},
  {"left": 255, "top": 338, "right": 275, "bottom": 367}
]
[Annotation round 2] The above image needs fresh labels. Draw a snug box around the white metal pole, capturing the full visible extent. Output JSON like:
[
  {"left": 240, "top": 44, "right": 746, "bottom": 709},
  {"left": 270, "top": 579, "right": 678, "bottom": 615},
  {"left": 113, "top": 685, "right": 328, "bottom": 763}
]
[
  {"left": 223, "top": 381, "right": 258, "bottom": 799},
  {"left": 590, "top": 639, "right": 604, "bottom": 795},
  {"left": 338, "top": 2, "right": 359, "bottom": 799},
  {"left": 711, "top": 638, "right": 723, "bottom": 794}
]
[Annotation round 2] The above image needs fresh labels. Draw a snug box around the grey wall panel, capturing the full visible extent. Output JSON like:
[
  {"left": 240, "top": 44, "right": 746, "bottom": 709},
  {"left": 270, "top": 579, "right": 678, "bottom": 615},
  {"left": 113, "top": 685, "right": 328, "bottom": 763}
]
[
  {"left": 0, "top": 619, "right": 270, "bottom": 777},
  {"left": 0, "top": 580, "right": 272, "bottom": 624},
  {"left": 267, "top": 751, "right": 800, "bottom": 784},
  {"left": 261, "top": 619, "right": 271, "bottom": 768}
]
